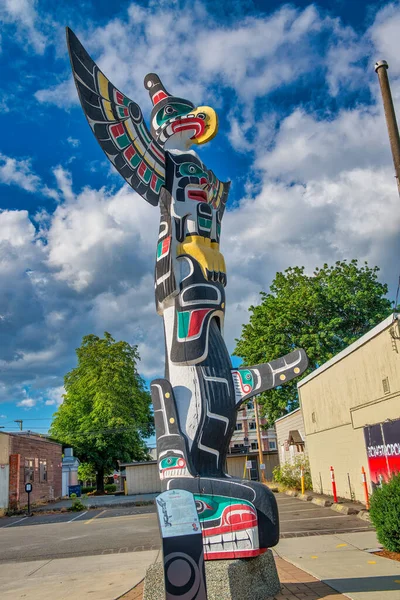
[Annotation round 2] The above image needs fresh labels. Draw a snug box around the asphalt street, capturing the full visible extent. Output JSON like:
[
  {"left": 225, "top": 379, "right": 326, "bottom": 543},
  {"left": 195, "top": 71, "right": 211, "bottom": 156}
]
[{"left": 0, "top": 493, "right": 373, "bottom": 562}]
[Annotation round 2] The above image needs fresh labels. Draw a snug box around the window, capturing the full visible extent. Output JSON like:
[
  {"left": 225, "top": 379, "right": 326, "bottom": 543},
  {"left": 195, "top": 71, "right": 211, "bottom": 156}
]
[
  {"left": 234, "top": 422, "right": 243, "bottom": 431},
  {"left": 247, "top": 401, "right": 254, "bottom": 410},
  {"left": 39, "top": 459, "right": 47, "bottom": 483},
  {"left": 248, "top": 421, "right": 256, "bottom": 430},
  {"left": 269, "top": 440, "right": 277, "bottom": 450},
  {"left": 251, "top": 441, "right": 258, "bottom": 450},
  {"left": 25, "top": 458, "right": 34, "bottom": 483}
]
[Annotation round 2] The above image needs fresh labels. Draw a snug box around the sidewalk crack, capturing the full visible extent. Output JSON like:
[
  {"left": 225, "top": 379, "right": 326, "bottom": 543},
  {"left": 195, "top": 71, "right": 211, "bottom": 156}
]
[{"left": 28, "top": 559, "right": 53, "bottom": 577}]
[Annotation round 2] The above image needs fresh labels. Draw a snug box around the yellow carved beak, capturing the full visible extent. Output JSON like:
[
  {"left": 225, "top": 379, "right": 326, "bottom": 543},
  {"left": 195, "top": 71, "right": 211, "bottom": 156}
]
[{"left": 192, "top": 106, "right": 218, "bottom": 145}]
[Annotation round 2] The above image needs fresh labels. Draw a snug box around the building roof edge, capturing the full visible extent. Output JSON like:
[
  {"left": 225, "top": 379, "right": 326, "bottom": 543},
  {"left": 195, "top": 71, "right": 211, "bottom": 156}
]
[{"left": 298, "top": 314, "right": 397, "bottom": 388}]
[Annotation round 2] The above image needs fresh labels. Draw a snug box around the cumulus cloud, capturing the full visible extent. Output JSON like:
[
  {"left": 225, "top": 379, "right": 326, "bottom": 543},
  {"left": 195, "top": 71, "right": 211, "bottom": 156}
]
[
  {"left": 0, "top": 153, "right": 59, "bottom": 199},
  {"left": 2, "top": 0, "right": 400, "bottom": 411},
  {"left": 17, "top": 398, "right": 36, "bottom": 408},
  {"left": 0, "top": 0, "right": 47, "bottom": 54},
  {"left": 44, "top": 386, "right": 65, "bottom": 406}
]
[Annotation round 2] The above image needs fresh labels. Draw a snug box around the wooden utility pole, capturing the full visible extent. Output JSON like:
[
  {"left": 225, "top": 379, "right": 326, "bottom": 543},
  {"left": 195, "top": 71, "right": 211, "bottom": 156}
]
[
  {"left": 254, "top": 399, "right": 266, "bottom": 483},
  {"left": 375, "top": 60, "right": 400, "bottom": 196}
]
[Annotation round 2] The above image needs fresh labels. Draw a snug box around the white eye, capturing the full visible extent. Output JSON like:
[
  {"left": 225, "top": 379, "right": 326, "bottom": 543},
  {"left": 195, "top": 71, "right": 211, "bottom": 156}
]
[
  {"left": 197, "top": 112, "right": 206, "bottom": 120},
  {"left": 165, "top": 106, "right": 175, "bottom": 114},
  {"left": 189, "top": 165, "right": 196, "bottom": 173}
]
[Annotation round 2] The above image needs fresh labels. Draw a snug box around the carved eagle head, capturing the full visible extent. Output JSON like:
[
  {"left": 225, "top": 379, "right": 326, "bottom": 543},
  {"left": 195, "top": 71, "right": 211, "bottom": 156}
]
[{"left": 144, "top": 73, "right": 218, "bottom": 150}]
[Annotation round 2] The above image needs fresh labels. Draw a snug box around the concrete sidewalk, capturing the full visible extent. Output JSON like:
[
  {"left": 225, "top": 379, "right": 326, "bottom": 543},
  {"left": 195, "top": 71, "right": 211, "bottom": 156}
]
[
  {"left": 2, "top": 530, "right": 399, "bottom": 599},
  {"left": 0, "top": 550, "right": 159, "bottom": 600},
  {"left": 275, "top": 530, "right": 400, "bottom": 600},
  {"left": 34, "top": 493, "right": 157, "bottom": 511}
]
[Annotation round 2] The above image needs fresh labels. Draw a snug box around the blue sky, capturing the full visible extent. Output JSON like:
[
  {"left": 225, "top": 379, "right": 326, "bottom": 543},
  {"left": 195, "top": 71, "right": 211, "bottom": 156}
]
[{"left": 1, "top": 0, "right": 400, "bottom": 434}]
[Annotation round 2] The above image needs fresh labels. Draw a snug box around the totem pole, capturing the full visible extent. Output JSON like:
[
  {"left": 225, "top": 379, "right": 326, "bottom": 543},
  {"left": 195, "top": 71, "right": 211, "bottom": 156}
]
[{"left": 67, "top": 28, "right": 308, "bottom": 560}]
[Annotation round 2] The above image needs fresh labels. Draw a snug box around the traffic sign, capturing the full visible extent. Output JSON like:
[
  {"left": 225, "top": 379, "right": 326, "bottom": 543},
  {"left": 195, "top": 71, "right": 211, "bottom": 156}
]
[{"left": 25, "top": 482, "right": 32, "bottom": 493}]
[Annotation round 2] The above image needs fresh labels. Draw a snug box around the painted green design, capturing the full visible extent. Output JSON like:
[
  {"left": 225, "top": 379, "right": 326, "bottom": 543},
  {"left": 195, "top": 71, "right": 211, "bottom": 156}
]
[
  {"left": 160, "top": 457, "right": 179, "bottom": 469},
  {"left": 155, "top": 102, "right": 192, "bottom": 127},
  {"left": 179, "top": 162, "right": 207, "bottom": 178},
  {"left": 199, "top": 217, "right": 212, "bottom": 230},
  {"left": 238, "top": 368, "right": 254, "bottom": 390},
  {"left": 193, "top": 494, "right": 254, "bottom": 522},
  {"left": 177, "top": 310, "right": 190, "bottom": 338},
  {"left": 116, "top": 133, "right": 130, "bottom": 149}
]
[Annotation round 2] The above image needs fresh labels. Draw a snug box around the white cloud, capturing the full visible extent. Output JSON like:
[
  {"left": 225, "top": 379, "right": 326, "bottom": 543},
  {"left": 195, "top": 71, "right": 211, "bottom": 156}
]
[
  {"left": 0, "top": 153, "right": 59, "bottom": 199},
  {"left": 0, "top": 415, "right": 7, "bottom": 419},
  {"left": 0, "top": 153, "right": 41, "bottom": 192},
  {"left": 17, "top": 398, "right": 36, "bottom": 408},
  {"left": 67, "top": 137, "right": 80, "bottom": 148},
  {"left": 32, "top": 3, "right": 351, "bottom": 117},
  {"left": 44, "top": 386, "right": 65, "bottom": 406},
  {"left": 0, "top": 0, "right": 47, "bottom": 54},
  {"left": 2, "top": 0, "right": 400, "bottom": 410}
]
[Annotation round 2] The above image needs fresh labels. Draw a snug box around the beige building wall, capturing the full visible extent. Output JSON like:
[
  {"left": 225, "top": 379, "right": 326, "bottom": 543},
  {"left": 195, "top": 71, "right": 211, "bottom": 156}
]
[
  {"left": 125, "top": 462, "right": 161, "bottom": 494},
  {"left": 124, "top": 453, "right": 280, "bottom": 495},
  {"left": 275, "top": 408, "right": 306, "bottom": 465},
  {"left": 298, "top": 315, "right": 400, "bottom": 503},
  {"left": 226, "top": 452, "right": 279, "bottom": 481}
]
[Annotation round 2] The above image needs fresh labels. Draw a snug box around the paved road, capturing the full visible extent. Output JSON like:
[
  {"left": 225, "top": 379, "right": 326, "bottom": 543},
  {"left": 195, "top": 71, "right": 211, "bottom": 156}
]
[{"left": 0, "top": 493, "right": 373, "bottom": 562}]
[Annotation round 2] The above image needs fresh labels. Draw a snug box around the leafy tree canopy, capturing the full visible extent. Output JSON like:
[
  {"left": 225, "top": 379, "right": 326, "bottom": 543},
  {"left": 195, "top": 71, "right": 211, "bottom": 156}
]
[
  {"left": 235, "top": 260, "right": 392, "bottom": 424},
  {"left": 50, "top": 332, "right": 154, "bottom": 491}
]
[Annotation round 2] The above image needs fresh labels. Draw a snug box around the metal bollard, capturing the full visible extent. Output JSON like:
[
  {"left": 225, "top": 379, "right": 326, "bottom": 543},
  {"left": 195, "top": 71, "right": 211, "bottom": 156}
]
[
  {"left": 361, "top": 467, "right": 370, "bottom": 510},
  {"left": 330, "top": 466, "right": 338, "bottom": 503}
]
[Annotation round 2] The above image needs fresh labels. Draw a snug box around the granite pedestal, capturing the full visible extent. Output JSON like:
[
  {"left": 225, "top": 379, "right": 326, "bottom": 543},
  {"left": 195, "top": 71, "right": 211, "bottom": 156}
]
[{"left": 143, "top": 549, "right": 281, "bottom": 600}]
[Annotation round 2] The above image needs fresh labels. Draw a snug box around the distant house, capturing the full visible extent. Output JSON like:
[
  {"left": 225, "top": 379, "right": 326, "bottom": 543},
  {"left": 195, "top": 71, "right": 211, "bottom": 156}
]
[
  {"left": 275, "top": 408, "right": 306, "bottom": 465},
  {"left": 0, "top": 431, "right": 62, "bottom": 510}
]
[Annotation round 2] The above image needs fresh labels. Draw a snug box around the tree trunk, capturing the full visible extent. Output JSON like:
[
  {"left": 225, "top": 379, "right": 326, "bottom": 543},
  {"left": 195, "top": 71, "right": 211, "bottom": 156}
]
[{"left": 96, "top": 466, "right": 105, "bottom": 494}]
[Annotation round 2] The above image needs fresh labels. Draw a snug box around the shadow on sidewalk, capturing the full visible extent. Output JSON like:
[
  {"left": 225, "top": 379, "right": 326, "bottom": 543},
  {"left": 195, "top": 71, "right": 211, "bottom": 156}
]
[{"left": 323, "top": 574, "right": 400, "bottom": 594}]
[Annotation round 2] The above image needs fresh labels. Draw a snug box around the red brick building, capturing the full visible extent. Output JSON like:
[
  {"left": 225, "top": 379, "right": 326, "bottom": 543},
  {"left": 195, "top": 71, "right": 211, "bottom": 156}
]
[{"left": 0, "top": 431, "right": 62, "bottom": 510}]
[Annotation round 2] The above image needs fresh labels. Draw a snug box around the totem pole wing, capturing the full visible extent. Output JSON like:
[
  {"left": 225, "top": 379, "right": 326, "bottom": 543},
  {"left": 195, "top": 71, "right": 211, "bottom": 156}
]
[
  {"left": 66, "top": 27, "right": 165, "bottom": 206},
  {"left": 208, "top": 169, "right": 230, "bottom": 219},
  {"left": 232, "top": 348, "right": 309, "bottom": 405}
]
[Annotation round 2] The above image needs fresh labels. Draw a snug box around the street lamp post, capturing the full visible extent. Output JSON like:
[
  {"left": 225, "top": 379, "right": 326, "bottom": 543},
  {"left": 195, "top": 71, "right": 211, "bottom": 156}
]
[
  {"left": 254, "top": 398, "right": 266, "bottom": 483},
  {"left": 375, "top": 60, "right": 400, "bottom": 197}
]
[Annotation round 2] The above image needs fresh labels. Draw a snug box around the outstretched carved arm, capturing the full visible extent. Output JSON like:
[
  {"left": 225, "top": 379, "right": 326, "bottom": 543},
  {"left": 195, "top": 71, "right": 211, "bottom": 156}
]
[{"left": 231, "top": 349, "right": 308, "bottom": 405}]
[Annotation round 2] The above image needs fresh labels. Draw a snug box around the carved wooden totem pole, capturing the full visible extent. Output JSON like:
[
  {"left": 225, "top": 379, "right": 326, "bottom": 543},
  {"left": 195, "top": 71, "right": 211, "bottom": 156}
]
[{"left": 67, "top": 28, "right": 308, "bottom": 560}]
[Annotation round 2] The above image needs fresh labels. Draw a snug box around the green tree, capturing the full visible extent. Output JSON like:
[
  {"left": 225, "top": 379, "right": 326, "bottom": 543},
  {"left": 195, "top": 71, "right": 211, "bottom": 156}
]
[
  {"left": 235, "top": 260, "right": 391, "bottom": 424},
  {"left": 50, "top": 332, "right": 154, "bottom": 493},
  {"left": 77, "top": 462, "right": 96, "bottom": 484}
]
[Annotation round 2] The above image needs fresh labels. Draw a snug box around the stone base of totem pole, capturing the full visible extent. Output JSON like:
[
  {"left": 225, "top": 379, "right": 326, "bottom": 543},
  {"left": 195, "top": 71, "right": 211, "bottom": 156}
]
[{"left": 143, "top": 550, "right": 280, "bottom": 600}]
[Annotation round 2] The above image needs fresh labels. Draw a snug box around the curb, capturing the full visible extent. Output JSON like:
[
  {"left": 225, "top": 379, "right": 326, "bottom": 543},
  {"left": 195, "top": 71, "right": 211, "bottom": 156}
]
[
  {"left": 311, "top": 497, "right": 332, "bottom": 507},
  {"left": 330, "top": 503, "right": 358, "bottom": 515},
  {"left": 298, "top": 493, "right": 313, "bottom": 501},
  {"left": 283, "top": 490, "right": 371, "bottom": 521},
  {"left": 31, "top": 499, "right": 155, "bottom": 514},
  {"left": 357, "top": 509, "right": 371, "bottom": 522}
]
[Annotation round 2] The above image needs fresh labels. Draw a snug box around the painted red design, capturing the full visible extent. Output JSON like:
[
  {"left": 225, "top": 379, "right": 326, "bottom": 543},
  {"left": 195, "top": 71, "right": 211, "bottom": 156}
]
[
  {"left": 110, "top": 123, "right": 125, "bottom": 138},
  {"left": 153, "top": 91, "right": 168, "bottom": 105},
  {"left": 138, "top": 161, "right": 147, "bottom": 177},
  {"left": 188, "top": 309, "right": 212, "bottom": 337},
  {"left": 124, "top": 145, "right": 137, "bottom": 161},
  {"left": 172, "top": 117, "right": 205, "bottom": 139}
]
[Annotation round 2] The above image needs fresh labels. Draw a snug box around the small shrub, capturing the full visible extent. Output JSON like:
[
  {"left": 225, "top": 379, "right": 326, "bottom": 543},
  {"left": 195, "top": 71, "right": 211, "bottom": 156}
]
[
  {"left": 104, "top": 484, "right": 117, "bottom": 493},
  {"left": 82, "top": 486, "right": 96, "bottom": 494},
  {"left": 68, "top": 495, "right": 86, "bottom": 512},
  {"left": 369, "top": 473, "right": 400, "bottom": 552},
  {"left": 273, "top": 456, "right": 312, "bottom": 491}
]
